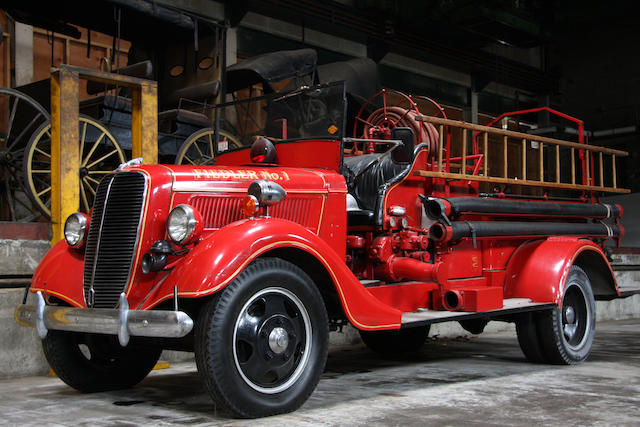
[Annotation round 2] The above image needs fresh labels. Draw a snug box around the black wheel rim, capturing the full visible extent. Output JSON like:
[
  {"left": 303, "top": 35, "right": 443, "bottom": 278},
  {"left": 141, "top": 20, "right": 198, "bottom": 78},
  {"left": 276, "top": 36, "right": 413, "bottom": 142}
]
[
  {"left": 233, "top": 287, "right": 312, "bottom": 393},
  {"left": 561, "top": 282, "right": 591, "bottom": 351}
]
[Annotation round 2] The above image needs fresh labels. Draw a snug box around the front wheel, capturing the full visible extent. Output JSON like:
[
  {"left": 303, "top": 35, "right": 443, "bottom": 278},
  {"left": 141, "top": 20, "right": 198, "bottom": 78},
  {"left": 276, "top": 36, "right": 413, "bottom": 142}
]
[
  {"left": 42, "top": 331, "right": 161, "bottom": 392},
  {"left": 194, "top": 258, "right": 329, "bottom": 418},
  {"left": 516, "top": 265, "right": 596, "bottom": 364}
]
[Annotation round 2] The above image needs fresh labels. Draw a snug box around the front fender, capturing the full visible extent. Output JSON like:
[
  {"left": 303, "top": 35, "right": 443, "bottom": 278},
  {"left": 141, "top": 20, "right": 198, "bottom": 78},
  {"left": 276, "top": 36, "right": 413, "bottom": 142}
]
[
  {"left": 504, "top": 237, "right": 617, "bottom": 306},
  {"left": 144, "top": 217, "right": 402, "bottom": 330},
  {"left": 31, "top": 241, "right": 85, "bottom": 308}
]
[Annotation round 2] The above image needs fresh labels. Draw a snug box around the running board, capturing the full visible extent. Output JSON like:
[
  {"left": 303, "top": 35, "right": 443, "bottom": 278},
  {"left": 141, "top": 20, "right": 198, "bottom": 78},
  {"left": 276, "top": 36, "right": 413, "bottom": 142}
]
[
  {"left": 619, "top": 287, "right": 640, "bottom": 298},
  {"left": 401, "top": 298, "right": 556, "bottom": 328}
]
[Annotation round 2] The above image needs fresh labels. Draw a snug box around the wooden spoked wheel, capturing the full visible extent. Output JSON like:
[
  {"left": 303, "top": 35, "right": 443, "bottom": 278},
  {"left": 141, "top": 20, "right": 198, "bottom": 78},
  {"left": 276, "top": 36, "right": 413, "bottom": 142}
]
[
  {"left": 0, "top": 87, "right": 50, "bottom": 221},
  {"left": 175, "top": 127, "right": 241, "bottom": 165},
  {"left": 24, "top": 116, "right": 125, "bottom": 219}
]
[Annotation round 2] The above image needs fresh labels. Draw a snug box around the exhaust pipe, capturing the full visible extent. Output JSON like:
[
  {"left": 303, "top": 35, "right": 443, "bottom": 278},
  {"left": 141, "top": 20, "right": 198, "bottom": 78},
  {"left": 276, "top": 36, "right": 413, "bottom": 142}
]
[{"left": 442, "top": 290, "right": 463, "bottom": 311}]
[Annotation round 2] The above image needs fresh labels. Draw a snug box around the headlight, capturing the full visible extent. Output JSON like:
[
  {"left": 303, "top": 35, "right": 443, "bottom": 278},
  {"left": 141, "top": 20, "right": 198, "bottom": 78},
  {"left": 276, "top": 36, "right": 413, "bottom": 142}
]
[
  {"left": 167, "top": 204, "right": 201, "bottom": 245},
  {"left": 64, "top": 212, "right": 88, "bottom": 248}
]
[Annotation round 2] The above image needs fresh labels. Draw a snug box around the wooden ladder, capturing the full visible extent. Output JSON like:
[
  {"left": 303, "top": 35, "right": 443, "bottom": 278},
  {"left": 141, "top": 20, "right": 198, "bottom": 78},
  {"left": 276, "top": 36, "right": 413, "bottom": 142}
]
[{"left": 415, "top": 115, "right": 629, "bottom": 194}]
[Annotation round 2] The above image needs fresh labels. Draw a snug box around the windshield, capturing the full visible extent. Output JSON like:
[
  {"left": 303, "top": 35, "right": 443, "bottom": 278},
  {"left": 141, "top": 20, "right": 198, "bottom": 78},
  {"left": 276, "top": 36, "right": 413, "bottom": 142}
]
[{"left": 211, "top": 81, "right": 347, "bottom": 148}]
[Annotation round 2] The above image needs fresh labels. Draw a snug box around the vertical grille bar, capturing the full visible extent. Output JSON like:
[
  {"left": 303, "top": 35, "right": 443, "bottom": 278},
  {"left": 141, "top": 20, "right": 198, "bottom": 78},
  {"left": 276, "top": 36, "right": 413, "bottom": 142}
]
[{"left": 83, "top": 172, "right": 146, "bottom": 308}]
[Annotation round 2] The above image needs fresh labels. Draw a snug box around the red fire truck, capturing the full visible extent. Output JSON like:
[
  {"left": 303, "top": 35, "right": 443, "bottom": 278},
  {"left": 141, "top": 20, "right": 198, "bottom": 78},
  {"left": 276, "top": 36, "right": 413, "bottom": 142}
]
[{"left": 16, "top": 84, "right": 633, "bottom": 418}]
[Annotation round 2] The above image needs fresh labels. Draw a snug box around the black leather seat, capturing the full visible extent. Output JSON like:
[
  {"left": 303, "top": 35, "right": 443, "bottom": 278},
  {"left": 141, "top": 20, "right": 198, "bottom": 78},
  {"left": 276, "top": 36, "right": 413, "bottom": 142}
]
[{"left": 343, "top": 127, "right": 415, "bottom": 226}]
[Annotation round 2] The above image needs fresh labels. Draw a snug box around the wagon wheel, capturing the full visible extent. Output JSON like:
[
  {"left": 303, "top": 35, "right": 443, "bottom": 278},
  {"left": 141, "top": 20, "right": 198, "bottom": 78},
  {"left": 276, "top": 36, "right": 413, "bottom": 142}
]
[
  {"left": 351, "top": 89, "right": 439, "bottom": 156},
  {"left": 174, "top": 127, "right": 241, "bottom": 166},
  {"left": 24, "top": 115, "right": 126, "bottom": 219},
  {"left": 0, "top": 87, "right": 50, "bottom": 221}
]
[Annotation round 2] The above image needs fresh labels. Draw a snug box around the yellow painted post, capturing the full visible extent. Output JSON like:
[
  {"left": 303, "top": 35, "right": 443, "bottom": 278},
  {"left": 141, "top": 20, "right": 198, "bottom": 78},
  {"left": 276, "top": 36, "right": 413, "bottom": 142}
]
[
  {"left": 50, "top": 68, "right": 79, "bottom": 246},
  {"left": 131, "top": 81, "right": 158, "bottom": 163}
]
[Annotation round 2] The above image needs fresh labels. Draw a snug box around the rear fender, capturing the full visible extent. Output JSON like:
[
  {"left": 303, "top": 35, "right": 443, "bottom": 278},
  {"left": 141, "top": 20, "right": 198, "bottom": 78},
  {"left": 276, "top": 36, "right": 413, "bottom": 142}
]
[
  {"left": 145, "top": 217, "right": 402, "bottom": 330},
  {"left": 504, "top": 237, "right": 618, "bottom": 306}
]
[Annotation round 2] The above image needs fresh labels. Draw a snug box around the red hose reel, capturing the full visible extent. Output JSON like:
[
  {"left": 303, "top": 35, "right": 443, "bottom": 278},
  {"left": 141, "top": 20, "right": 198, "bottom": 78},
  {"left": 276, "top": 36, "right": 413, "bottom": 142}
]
[{"left": 352, "top": 89, "right": 442, "bottom": 158}]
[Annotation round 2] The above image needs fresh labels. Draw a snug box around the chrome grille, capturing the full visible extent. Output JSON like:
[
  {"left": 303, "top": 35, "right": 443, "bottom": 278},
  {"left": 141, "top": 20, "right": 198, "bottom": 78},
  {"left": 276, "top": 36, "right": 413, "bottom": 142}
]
[{"left": 83, "top": 172, "right": 146, "bottom": 308}]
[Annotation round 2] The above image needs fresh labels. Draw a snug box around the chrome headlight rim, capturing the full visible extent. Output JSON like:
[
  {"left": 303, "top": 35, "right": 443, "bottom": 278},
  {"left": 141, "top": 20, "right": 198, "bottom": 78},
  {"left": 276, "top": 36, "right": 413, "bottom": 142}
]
[
  {"left": 167, "top": 204, "right": 198, "bottom": 245},
  {"left": 64, "top": 212, "right": 88, "bottom": 248}
]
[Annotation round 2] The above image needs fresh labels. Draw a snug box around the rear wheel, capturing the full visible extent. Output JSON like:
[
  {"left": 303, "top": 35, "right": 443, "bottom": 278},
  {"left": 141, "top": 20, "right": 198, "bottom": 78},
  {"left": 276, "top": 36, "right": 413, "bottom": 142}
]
[
  {"left": 42, "top": 331, "right": 161, "bottom": 392},
  {"left": 194, "top": 258, "right": 329, "bottom": 418},
  {"left": 516, "top": 312, "right": 546, "bottom": 363},
  {"left": 516, "top": 266, "right": 595, "bottom": 365},
  {"left": 359, "top": 325, "right": 430, "bottom": 354}
]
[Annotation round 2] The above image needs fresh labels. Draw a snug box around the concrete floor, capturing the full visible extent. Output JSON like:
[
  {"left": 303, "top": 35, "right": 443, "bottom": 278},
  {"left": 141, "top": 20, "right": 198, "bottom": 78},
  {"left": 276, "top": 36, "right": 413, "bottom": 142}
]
[{"left": 1, "top": 319, "right": 639, "bottom": 426}]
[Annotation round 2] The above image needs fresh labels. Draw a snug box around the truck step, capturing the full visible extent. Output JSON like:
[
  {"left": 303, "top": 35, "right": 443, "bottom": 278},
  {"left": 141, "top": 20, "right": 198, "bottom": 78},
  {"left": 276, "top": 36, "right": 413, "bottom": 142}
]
[{"left": 401, "top": 298, "right": 555, "bottom": 327}]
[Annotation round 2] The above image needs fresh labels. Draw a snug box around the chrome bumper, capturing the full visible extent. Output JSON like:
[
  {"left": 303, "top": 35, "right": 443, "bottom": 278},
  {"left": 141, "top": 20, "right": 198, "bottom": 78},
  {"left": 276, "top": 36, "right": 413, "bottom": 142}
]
[{"left": 15, "top": 291, "right": 193, "bottom": 346}]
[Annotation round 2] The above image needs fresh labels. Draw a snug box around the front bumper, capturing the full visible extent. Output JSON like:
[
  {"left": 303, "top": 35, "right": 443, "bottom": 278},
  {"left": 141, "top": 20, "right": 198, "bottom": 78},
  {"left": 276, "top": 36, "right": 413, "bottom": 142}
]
[{"left": 15, "top": 291, "right": 193, "bottom": 346}]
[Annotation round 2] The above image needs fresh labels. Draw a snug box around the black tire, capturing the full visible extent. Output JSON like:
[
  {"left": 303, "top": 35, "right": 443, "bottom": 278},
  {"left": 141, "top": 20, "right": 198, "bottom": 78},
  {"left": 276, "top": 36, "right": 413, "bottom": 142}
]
[
  {"left": 515, "top": 312, "right": 546, "bottom": 363},
  {"left": 194, "top": 258, "right": 329, "bottom": 418},
  {"left": 42, "top": 331, "right": 161, "bottom": 392},
  {"left": 359, "top": 325, "right": 430, "bottom": 354},
  {"left": 516, "top": 265, "right": 596, "bottom": 365},
  {"left": 537, "top": 266, "right": 596, "bottom": 364}
]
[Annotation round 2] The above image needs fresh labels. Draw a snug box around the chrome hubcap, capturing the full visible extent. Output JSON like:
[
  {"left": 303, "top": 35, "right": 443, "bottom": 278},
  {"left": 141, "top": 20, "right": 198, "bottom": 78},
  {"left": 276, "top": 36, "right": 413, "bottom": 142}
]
[
  {"left": 268, "top": 327, "right": 289, "bottom": 354},
  {"left": 233, "top": 287, "right": 312, "bottom": 394}
]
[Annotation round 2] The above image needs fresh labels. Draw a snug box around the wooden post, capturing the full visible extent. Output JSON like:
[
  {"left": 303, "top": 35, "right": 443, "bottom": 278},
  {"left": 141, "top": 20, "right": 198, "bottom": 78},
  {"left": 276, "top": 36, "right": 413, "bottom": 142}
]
[
  {"left": 555, "top": 145, "right": 560, "bottom": 183},
  {"left": 539, "top": 143, "right": 544, "bottom": 182},
  {"left": 131, "top": 81, "right": 158, "bottom": 163},
  {"left": 585, "top": 151, "right": 591, "bottom": 186},
  {"left": 483, "top": 133, "right": 488, "bottom": 177},
  {"left": 599, "top": 152, "right": 604, "bottom": 187},
  {"left": 612, "top": 155, "right": 617, "bottom": 188},
  {"left": 521, "top": 139, "right": 526, "bottom": 180},
  {"left": 571, "top": 148, "right": 576, "bottom": 185},
  {"left": 438, "top": 125, "right": 444, "bottom": 172},
  {"left": 461, "top": 130, "right": 467, "bottom": 175},
  {"left": 50, "top": 68, "right": 80, "bottom": 245},
  {"left": 502, "top": 136, "right": 508, "bottom": 178}
]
